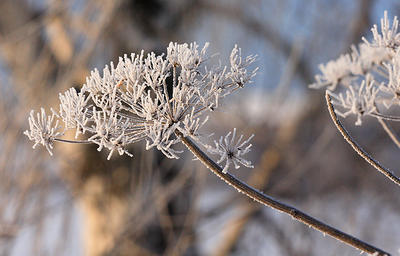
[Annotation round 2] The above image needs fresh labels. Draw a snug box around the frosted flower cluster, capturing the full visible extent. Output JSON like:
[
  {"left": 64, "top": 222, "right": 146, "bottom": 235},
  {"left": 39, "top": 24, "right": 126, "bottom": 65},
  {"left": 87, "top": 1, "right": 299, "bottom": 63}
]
[
  {"left": 311, "top": 11, "right": 400, "bottom": 126},
  {"left": 208, "top": 128, "right": 254, "bottom": 173},
  {"left": 24, "top": 42, "right": 257, "bottom": 171},
  {"left": 327, "top": 76, "right": 378, "bottom": 126},
  {"left": 24, "top": 108, "right": 63, "bottom": 155}
]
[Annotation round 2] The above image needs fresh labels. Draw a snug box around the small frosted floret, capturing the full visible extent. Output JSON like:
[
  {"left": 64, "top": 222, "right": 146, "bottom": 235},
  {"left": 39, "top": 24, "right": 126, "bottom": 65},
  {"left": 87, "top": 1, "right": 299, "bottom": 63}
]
[
  {"left": 24, "top": 108, "right": 63, "bottom": 155},
  {"left": 208, "top": 128, "right": 254, "bottom": 173},
  {"left": 310, "top": 54, "right": 353, "bottom": 91},
  {"left": 380, "top": 57, "right": 400, "bottom": 108},
  {"left": 227, "top": 45, "right": 258, "bottom": 88},
  {"left": 58, "top": 87, "right": 89, "bottom": 137},
  {"left": 328, "top": 78, "right": 378, "bottom": 126},
  {"left": 167, "top": 42, "right": 209, "bottom": 70},
  {"left": 362, "top": 11, "right": 400, "bottom": 50}
]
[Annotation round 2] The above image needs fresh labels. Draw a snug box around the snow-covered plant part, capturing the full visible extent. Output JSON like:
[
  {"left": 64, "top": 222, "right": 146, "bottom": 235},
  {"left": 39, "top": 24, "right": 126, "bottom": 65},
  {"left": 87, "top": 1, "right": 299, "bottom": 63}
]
[
  {"left": 363, "top": 11, "right": 400, "bottom": 50},
  {"left": 24, "top": 108, "right": 63, "bottom": 156},
  {"left": 208, "top": 128, "right": 254, "bottom": 173},
  {"left": 310, "top": 11, "right": 400, "bottom": 189},
  {"left": 24, "top": 42, "right": 257, "bottom": 169},
  {"left": 328, "top": 76, "right": 378, "bottom": 126},
  {"left": 310, "top": 54, "right": 353, "bottom": 91}
]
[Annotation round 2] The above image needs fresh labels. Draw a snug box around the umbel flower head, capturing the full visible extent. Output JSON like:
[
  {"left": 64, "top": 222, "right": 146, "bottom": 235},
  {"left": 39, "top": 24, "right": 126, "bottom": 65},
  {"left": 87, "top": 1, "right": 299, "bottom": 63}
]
[
  {"left": 24, "top": 42, "right": 257, "bottom": 171},
  {"left": 310, "top": 11, "right": 400, "bottom": 126}
]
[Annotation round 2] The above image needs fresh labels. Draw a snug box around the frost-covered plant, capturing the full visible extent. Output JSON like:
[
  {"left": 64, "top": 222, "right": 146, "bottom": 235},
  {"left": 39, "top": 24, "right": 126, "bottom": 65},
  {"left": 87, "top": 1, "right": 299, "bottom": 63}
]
[
  {"left": 25, "top": 42, "right": 256, "bottom": 167},
  {"left": 311, "top": 11, "right": 400, "bottom": 188},
  {"left": 25, "top": 42, "right": 391, "bottom": 255}
]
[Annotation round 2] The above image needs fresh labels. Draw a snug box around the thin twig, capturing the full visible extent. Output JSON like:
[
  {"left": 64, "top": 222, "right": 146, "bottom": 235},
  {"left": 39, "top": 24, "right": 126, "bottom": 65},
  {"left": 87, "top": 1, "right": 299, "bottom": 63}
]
[
  {"left": 325, "top": 91, "right": 400, "bottom": 187},
  {"left": 377, "top": 118, "right": 400, "bottom": 149},
  {"left": 176, "top": 131, "right": 390, "bottom": 256},
  {"left": 54, "top": 138, "right": 91, "bottom": 144},
  {"left": 369, "top": 112, "right": 400, "bottom": 121}
]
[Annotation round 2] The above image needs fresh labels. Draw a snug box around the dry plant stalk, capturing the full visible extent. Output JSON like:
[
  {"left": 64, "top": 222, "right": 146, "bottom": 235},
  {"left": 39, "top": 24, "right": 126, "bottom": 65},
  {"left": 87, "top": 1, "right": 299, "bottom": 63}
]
[
  {"left": 24, "top": 42, "right": 389, "bottom": 255},
  {"left": 326, "top": 92, "right": 400, "bottom": 186}
]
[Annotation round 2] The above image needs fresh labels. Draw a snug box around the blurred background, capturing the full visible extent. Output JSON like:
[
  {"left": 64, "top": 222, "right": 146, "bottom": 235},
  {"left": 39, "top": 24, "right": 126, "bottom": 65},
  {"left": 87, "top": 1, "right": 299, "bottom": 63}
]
[{"left": 0, "top": 0, "right": 400, "bottom": 255}]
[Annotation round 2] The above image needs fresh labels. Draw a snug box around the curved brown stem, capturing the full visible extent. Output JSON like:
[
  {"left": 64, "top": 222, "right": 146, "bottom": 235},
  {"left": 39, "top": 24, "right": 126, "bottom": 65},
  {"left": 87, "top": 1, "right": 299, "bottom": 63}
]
[
  {"left": 175, "top": 131, "right": 390, "bottom": 256},
  {"left": 326, "top": 91, "right": 400, "bottom": 187}
]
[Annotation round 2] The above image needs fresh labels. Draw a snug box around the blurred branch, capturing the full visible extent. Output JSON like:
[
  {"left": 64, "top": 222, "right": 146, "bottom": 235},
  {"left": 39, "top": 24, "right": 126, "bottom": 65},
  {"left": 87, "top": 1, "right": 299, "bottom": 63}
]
[
  {"left": 199, "top": 0, "right": 313, "bottom": 84},
  {"left": 53, "top": 0, "right": 122, "bottom": 90},
  {"left": 0, "top": 2, "right": 64, "bottom": 45},
  {"left": 107, "top": 161, "right": 195, "bottom": 255},
  {"left": 164, "top": 166, "right": 205, "bottom": 256},
  {"left": 45, "top": 16, "right": 73, "bottom": 64},
  {"left": 347, "top": 0, "right": 374, "bottom": 46}
]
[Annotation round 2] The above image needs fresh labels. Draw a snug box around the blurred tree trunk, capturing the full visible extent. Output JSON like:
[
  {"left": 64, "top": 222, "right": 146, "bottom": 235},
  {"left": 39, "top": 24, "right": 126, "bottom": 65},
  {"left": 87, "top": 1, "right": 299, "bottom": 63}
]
[
  {"left": 59, "top": 143, "right": 132, "bottom": 255},
  {"left": 0, "top": 0, "right": 199, "bottom": 254}
]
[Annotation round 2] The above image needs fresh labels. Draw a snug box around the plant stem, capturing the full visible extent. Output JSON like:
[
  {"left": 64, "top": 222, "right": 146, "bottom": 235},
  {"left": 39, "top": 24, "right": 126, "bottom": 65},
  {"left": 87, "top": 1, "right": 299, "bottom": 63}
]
[
  {"left": 377, "top": 117, "right": 400, "bottom": 149},
  {"left": 325, "top": 91, "right": 400, "bottom": 187},
  {"left": 176, "top": 131, "right": 390, "bottom": 256},
  {"left": 54, "top": 138, "right": 91, "bottom": 144},
  {"left": 370, "top": 112, "right": 400, "bottom": 121}
]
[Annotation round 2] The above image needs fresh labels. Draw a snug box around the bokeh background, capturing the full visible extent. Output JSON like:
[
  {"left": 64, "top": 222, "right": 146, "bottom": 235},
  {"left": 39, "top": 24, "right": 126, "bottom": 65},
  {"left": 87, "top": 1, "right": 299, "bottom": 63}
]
[{"left": 0, "top": 0, "right": 400, "bottom": 255}]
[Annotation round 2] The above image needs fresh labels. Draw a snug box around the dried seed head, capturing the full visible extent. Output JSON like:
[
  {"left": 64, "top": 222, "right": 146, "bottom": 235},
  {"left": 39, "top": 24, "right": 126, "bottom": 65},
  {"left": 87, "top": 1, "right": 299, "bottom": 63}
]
[{"left": 25, "top": 42, "right": 257, "bottom": 165}]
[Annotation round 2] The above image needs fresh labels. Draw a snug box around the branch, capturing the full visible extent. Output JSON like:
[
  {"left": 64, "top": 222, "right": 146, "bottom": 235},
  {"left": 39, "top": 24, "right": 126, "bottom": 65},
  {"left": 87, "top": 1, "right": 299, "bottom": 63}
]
[
  {"left": 377, "top": 117, "right": 400, "bottom": 149},
  {"left": 199, "top": 1, "right": 313, "bottom": 84},
  {"left": 176, "top": 131, "right": 390, "bottom": 256},
  {"left": 325, "top": 91, "right": 400, "bottom": 187},
  {"left": 346, "top": 0, "right": 374, "bottom": 46},
  {"left": 369, "top": 112, "right": 400, "bottom": 121},
  {"left": 54, "top": 138, "right": 91, "bottom": 144}
]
